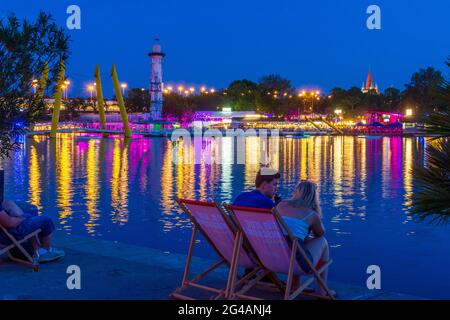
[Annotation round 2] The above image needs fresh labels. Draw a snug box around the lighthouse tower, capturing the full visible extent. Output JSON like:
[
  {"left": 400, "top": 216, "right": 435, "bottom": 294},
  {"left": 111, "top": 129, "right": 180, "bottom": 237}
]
[{"left": 148, "top": 39, "right": 165, "bottom": 120}]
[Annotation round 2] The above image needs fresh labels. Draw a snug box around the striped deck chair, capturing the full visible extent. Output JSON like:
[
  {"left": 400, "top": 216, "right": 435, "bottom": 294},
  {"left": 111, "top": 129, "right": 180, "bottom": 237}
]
[
  {"left": 225, "top": 204, "right": 334, "bottom": 300},
  {"left": 172, "top": 199, "right": 281, "bottom": 300},
  {"left": 0, "top": 225, "right": 40, "bottom": 270}
]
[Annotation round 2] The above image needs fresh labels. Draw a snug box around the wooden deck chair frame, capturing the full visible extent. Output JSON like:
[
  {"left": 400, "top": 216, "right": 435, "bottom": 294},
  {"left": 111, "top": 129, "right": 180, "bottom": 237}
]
[
  {"left": 172, "top": 199, "right": 282, "bottom": 300},
  {"left": 224, "top": 204, "right": 335, "bottom": 300},
  {"left": 172, "top": 199, "right": 256, "bottom": 300},
  {"left": 0, "top": 225, "right": 40, "bottom": 270}
]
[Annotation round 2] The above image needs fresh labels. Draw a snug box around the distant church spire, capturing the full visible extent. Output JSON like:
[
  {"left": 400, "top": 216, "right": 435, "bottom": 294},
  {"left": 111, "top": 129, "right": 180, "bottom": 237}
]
[{"left": 362, "top": 69, "right": 379, "bottom": 94}]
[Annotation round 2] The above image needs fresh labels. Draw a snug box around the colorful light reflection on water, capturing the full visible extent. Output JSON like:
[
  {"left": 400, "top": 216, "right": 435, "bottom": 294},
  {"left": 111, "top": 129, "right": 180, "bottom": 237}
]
[{"left": 2, "top": 134, "right": 450, "bottom": 298}]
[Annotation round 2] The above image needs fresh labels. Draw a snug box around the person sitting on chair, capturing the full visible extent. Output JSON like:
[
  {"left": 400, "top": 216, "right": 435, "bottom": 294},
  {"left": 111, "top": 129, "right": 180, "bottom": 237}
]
[
  {"left": 233, "top": 168, "right": 281, "bottom": 279},
  {"left": 276, "top": 180, "right": 336, "bottom": 298},
  {"left": 0, "top": 200, "right": 65, "bottom": 263}
]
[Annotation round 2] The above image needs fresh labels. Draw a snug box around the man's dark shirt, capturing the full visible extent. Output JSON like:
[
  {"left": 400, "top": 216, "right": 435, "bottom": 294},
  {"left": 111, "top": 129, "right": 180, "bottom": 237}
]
[{"left": 232, "top": 190, "right": 275, "bottom": 209}]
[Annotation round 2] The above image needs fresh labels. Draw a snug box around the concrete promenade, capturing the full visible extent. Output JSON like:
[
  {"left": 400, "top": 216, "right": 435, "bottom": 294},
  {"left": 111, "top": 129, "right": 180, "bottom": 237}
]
[{"left": 0, "top": 232, "right": 424, "bottom": 300}]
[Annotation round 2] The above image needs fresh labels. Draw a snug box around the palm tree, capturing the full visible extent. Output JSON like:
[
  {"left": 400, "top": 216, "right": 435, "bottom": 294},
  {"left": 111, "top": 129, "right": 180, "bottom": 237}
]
[{"left": 409, "top": 57, "right": 450, "bottom": 224}]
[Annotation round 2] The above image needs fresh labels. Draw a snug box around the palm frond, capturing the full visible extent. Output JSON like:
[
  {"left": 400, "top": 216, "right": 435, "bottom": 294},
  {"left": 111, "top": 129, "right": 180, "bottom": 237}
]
[{"left": 410, "top": 138, "right": 450, "bottom": 224}]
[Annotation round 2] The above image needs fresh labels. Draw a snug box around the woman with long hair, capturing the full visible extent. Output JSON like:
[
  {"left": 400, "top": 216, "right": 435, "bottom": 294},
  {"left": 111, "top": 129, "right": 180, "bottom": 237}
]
[{"left": 276, "top": 180, "right": 335, "bottom": 297}]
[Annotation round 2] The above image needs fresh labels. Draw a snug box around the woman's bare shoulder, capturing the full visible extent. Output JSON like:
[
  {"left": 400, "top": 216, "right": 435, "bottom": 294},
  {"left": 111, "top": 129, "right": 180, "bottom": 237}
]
[
  {"left": 276, "top": 200, "right": 290, "bottom": 209},
  {"left": 277, "top": 201, "right": 308, "bottom": 218}
]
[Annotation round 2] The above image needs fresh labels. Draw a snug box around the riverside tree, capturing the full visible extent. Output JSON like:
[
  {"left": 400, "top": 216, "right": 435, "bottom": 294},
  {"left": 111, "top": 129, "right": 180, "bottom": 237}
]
[
  {"left": 0, "top": 11, "right": 70, "bottom": 158},
  {"left": 410, "top": 58, "right": 450, "bottom": 224}
]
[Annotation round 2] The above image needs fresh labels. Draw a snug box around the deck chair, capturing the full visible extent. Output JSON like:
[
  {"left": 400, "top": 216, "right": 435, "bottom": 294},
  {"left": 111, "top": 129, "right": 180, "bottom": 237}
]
[
  {"left": 225, "top": 204, "right": 335, "bottom": 300},
  {"left": 172, "top": 199, "right": 282, "bottom": 300},
  {"left": 0, "top": 225, "right": 40, "bottom": 270}
]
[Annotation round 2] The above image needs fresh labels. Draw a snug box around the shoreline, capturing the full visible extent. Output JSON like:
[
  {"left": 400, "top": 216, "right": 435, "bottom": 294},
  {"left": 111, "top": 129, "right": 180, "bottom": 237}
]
[{"left": 0, "top": 231, "right": 426, "bottom": 300}]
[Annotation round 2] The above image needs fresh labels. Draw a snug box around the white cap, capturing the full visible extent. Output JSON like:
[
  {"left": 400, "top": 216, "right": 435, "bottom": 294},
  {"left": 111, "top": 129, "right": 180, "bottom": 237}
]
[{"left": 260, "top": 167, "right": 279, "bottom": 176}]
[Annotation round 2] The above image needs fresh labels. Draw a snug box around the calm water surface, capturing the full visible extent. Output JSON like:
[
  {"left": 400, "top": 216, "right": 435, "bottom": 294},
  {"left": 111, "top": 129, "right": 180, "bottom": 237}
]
[{"left": 2, "top": 134, "right": 449, "bottom": 298}]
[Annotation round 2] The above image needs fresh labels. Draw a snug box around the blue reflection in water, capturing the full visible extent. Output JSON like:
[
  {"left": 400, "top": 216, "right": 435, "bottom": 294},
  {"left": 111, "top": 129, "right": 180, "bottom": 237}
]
[{"left": 2, "top": 134, "right": 449, "bottom": 298}]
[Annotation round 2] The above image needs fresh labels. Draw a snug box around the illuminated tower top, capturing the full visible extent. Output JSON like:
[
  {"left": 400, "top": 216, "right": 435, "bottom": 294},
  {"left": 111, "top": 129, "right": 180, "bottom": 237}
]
[{"left": 361, "top": 70, "right": 379, "bottom": 94}]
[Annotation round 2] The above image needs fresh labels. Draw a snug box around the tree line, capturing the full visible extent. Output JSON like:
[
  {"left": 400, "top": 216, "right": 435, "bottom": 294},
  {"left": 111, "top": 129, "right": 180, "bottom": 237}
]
[{"left": 123, "top": 70, "right": 447, "bottom": 121}]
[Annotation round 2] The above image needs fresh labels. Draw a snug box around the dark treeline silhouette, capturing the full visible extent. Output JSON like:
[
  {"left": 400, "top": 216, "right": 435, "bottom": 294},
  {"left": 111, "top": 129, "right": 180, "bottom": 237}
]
[{"left": 151, "top": 69, "right": 447, "bottom": 121}]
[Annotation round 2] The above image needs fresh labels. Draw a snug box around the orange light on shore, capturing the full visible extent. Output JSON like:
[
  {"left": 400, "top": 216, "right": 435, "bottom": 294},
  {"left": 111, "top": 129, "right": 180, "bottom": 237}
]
[
  {"left": 87, "top": 84, "right": 95, "bottom": 99},
  {"left": 31, "top": 79, "right": 38, "bottom": 94},
  {"left": 120, "top": 83, "right": 127, "bottom": 95},
  {"left": 200, "top": 86, "right": 206, "bottom": 93},
  {"left": 405, "top": 108, "right": 413, "bottom": 116},
  {"left": 210, "top": 88, "right": 216, "bottom": 93}
]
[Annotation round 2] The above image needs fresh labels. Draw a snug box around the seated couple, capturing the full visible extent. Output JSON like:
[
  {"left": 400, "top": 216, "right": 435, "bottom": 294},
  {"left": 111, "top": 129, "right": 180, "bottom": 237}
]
[
  {"left": 233, "top": 168, "right": 335, "bottom": 297},
  {"left": 0, "top": 200, "right": 65, "bottom": 263}
]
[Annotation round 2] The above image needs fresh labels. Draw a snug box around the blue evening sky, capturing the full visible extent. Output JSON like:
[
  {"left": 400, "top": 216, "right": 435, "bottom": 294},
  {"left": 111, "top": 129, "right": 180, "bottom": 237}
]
[{"left": 1, "top": 0, "right": 449, "bottom": 98}]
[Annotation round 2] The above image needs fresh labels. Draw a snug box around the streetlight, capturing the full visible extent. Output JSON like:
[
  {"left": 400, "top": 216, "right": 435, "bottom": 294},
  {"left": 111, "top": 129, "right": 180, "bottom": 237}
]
[
  {"left": 120, "top": 83, "right": 127, "bottom": 96},
  {"left": 178, "top": 86, "right": 184, "bottom": 94},
  {"left": 63, "top": 80, "right": 70, "bottom": 99},
  {"left": 31, "top": 79, "right": 38, "bottom": 94},
  {"left": 189, "top": 87, "right": 195, "bottom": 94},
  {"left": 405, "top": 108, "right": 413, "bottom": 117},
  {"left": 210, "top": 88, "right": 216, "bottom": 93},
  {"left": 87, "top": 84, "right": 95, "bottom": 99},
  {"left": 61, "top": 84, "right": 66, "bottom": 100},
  {"left": 200, "top": 86, "right": 206, "bottom": 93}
]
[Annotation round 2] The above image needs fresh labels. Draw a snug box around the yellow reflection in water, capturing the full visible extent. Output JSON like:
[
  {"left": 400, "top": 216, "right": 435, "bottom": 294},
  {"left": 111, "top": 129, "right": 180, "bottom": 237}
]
[
  {"left": 161, "top": 140, "right": 174, "bottom": 211},
  {"left": 403, "top": 138, "right": 413, "bottom": 209},
  {"left": 85, "top": 139, "right": 100, "bottom": 234},
  {"left": 221, "top": 137, "right": 233, "bottom": 199},
  {"left": 358, "top": 138, "right": 367, "bottom": 200},
  {"left": 244, "top": 137, "right": 260, "bottom": 189},
  {"left": 300, "top": 138, "right": 307, "bottom": 179},
  {"left": 268, "top": 137, "right": 280, "bottom": 172},
  {"left": 313, "top": 136, "right": 322, "bottom": 183},
  {"left": 332, "top": 137, "right": 343, "bottom": 206},
  {"left": 29, "top": 141, "right": 42, "bottom": 210},
  {"left": 55, "top": 135, "right": 74, "bottom": 229}
]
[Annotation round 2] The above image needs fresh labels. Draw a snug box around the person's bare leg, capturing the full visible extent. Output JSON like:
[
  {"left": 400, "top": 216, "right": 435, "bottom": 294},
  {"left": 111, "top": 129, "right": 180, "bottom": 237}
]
[
  {"left": 28, "top": 236, "right": 41, "bottom": 251},
  {"left": 304, "top": 237, "right": 335, "bottom": 297},
  {"left": 39, "top": 235, "right": 51, "bottom": 250}
]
